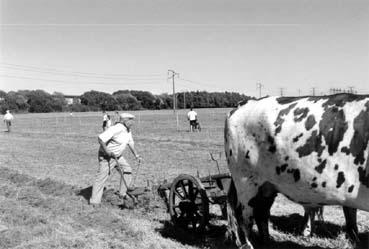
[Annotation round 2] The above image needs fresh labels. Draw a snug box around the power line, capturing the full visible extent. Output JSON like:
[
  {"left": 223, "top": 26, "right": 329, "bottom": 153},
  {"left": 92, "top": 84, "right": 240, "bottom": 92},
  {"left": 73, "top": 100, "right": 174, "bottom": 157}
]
[
  {"left": 0, "top": 74, "right": 163, "bottom": 86},
  {"left": 0, "top": 62, "right": 163, "bottom": 78},
  {"left": 0, "top": 23, "right": 302, "bottom": 27},
  {"left": 0, "top": 68, "right": 164, "bottom": 81},
  {"left": 178, "top": 77, "right": 215, "bottom": 88},
  {"left": 0, "top": 69, "right": 164, "bottom": 81}
]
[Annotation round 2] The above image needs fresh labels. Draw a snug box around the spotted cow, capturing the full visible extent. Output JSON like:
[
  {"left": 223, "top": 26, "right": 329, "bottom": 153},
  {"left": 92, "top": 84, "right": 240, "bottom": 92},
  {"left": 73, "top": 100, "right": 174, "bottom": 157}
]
[{"left": 224, "top": 94, "right": 369, "bottom": 249}]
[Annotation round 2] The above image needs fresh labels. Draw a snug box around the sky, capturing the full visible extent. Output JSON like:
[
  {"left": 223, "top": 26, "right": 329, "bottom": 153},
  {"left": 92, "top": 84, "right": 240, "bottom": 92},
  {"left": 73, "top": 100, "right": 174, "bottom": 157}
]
[{"left": 0, "top": 0, "right": 368, "bottom": 97}]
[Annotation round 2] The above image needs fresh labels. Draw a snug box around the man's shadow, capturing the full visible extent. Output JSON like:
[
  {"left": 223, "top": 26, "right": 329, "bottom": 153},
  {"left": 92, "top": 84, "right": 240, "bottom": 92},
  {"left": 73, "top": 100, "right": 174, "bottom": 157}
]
[
  {"left": 76, "top": 186, "right": 92, "bottom": 201},
  {"left": 76, "top": 186, "right": 136, "bottom": 209}
]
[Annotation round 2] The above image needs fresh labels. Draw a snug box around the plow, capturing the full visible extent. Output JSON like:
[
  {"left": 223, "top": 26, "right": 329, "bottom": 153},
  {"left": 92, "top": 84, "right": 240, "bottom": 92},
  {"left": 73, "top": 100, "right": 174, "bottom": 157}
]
[
  {"left": 157, "top": 152, "right": 232, "bottom": 232},
  {"left": 116, "top": 151, "right": 232, "bottom": 233}
]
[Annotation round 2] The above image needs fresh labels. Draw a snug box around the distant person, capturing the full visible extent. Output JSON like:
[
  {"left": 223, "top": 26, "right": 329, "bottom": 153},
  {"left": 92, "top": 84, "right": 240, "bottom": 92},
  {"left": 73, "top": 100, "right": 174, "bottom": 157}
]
[
  {"left": 187, "top": 108, "right": 198, "bottom": 132},
  {"left": 89, "top": 113, "right": 142, "bottom": 207},
  {"left": 3, "top": 110, "right": 14, "bottom": 132},
  {"left": 106, "top": 115, "right": 112, "bottom": 129},
  {"left": 102, "top": 111, "right": 109, "bottom": 131},
  {"left": 114, "top": 111, "right": 120, "bottom": 124}
]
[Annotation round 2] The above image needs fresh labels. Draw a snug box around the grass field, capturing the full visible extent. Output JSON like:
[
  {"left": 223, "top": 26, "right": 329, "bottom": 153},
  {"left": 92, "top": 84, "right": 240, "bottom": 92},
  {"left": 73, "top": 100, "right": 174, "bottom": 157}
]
[{"left": 0, "top": 109, "right": 368, "bottom": 249}]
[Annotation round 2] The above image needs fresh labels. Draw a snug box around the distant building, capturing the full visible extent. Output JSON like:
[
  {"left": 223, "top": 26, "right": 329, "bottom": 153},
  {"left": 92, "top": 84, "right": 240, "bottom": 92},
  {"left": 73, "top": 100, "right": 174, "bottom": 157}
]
[{"left": 64, "top": 95, "right": 81, "bottom": 105}]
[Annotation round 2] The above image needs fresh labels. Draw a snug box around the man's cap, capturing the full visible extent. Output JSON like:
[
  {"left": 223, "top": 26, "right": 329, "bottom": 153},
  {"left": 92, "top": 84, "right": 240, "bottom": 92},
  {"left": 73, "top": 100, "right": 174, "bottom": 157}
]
[
  {"left": 6, "top": 110, "right": 10, "bottom": 113},
  {"left": 119, "top": 113, "right": 135, "bottom": 120}
]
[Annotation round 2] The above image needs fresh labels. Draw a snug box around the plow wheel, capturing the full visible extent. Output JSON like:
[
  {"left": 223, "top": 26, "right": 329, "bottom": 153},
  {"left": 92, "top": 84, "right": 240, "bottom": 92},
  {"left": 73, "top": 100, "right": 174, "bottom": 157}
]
[{"left": 169, "top": 174, "right": 209, "bottom": 232}]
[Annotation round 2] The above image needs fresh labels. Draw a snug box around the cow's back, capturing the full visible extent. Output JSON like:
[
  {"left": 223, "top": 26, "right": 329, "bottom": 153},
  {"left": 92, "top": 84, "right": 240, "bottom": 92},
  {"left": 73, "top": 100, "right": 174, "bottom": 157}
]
[{"left": 225, "top": 94, "right": 369, "bottom": 211}]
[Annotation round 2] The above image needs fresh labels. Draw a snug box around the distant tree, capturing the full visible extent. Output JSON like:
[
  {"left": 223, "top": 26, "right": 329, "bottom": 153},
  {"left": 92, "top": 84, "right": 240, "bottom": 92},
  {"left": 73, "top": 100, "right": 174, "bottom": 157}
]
[
  {"left": 80, "top": 90, "right": 118, "bottom": 111},
  {"left": 158, "top": 94, "right": 172, "bottom": 109},
  {"left": 0, "top": 91, "right": 18, "bottom": 113},
  {"left": 113, "top": 90, "right": 158, "bottom": 109},
  {"left": 153, "top": 97, "right": 166, "bottom": 109},
  {"left": 52, "top": 92, "right": 67, "bottom": 112},
  {"left": 176, "top": 92, "right": 186, "bottom": 109},
  {"left": 26, "top": 90, "right": 55, "bottom": 113},
  {"left": 0, "top": 91, "right": 30, "bottom": 113},
  {"left": 191, "top": 91, "right": 207, "bottom": 108},
  {"left": 213, "top": 92, "right": 226, "bottom": 107},
  {"left": 112, "top": 90, "right": 130, "bottom": 96},
  {"left": 129, "top": 90, "right": 157, "bottom": 109},
  {"left": 13, "top": 93, "right": 29, "bottom": 111},
  {"left": 17, "top": 90, "right": 32, "bottom": 97},
  {"left": 0, "top": 90, "right": 6, "bottom": 99},
  {"left": 114, "top": 93, "right": 141, "bottom": 110},
  {"left": 171, "top": 91, "right": 252, "bottom": 109},
  {"left": 1, "top": 88, "right": 254, "bottom": 113}
]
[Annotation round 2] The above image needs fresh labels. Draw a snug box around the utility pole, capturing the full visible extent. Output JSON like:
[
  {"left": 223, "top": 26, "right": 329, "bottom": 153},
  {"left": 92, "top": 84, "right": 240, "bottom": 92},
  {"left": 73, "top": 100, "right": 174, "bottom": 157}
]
[
  {"left": 312, "top": 87, "right": 316, "bottom": 96},
  {"left": 348, "top": 86, "right": 355, "bottom": 94},
  {"left": 168, "top": 70, "right": 179, "bottom": 113},
  {"left": 183, "top": 91, "right": 186, "bottom": 109},
  {"left": 279, "top": 87, "right": 285, "bottom": 96},
  {"left": 298, "top": 89, "right": 301, "bottom": 96},
  {"left": 257, "top": 83, "right": 263, "bottom": 98}
]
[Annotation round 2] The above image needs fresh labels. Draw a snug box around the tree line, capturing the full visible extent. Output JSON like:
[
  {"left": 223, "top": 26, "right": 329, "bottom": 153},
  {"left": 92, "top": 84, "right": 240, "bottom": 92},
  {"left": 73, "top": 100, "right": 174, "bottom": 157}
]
[{"left": 0, "top": 89, "right": 253, "bottom": 113}]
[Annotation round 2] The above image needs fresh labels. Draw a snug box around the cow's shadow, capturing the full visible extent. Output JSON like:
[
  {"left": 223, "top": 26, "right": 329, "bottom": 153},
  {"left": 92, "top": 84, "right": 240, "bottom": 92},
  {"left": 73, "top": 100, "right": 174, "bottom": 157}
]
[
  {"left": 270, "top": 214, "right": 369, "bottom": 249},
  {"left": 156, "top": 220, "right": 238, "bottom": 249},
  {"left": 270, "top": 213, "right": 342, "bottom": 238},
  {"left": 157, "top": 215, "right": 369, "bottom": 249},
  {"left": 156, "top": 220, "right": 333, "bottom": 249}
]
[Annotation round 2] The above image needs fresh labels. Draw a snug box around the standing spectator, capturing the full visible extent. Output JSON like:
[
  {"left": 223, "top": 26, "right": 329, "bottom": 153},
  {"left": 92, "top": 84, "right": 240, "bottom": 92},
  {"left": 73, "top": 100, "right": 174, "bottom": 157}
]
[
  {"left": 114, "top": 111, "right": 120, "bottom": 124},
  {"left": 3, "top": 110, "right": 14, "bottom": 132},
  {"left": 89, "top": 113, "right": 142, "bottom": 206},
  {"left": 102, "top": 111, "right": 108, "bottom": 131},
  {"left": 187, "top": 108, "right": 198, "bottom": 132},
  {"left": 106, "top": 115, "right": 112, "bottom": 129}
]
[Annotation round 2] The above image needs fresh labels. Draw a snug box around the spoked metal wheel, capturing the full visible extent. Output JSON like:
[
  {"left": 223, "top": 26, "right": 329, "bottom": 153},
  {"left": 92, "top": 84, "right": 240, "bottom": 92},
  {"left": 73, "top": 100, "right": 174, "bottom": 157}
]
[{"left": 169, "top": 174, "right": 209, "bottom": 232}]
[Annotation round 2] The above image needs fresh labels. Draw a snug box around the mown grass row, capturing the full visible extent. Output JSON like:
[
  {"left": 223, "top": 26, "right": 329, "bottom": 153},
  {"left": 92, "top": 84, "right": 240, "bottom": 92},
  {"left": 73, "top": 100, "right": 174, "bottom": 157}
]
[{"left": 0, "top": 167, "right": 197, "bottom": 249}]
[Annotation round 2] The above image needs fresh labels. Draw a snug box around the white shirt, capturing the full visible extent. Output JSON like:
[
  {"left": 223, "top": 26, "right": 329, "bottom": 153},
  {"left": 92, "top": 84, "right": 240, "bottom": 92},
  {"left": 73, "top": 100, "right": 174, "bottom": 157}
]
[
  {"left": 98, "top": 123, "right": 134, "bottom": 157},
  {"left": 103, "top": 114, "right": 108, "bottom": 121},
  {"left": 4, "top": 113, "right": 14, "bottom": 121},
  {"left": 187, "top": 110, "right": 197, "bottom": 121}
]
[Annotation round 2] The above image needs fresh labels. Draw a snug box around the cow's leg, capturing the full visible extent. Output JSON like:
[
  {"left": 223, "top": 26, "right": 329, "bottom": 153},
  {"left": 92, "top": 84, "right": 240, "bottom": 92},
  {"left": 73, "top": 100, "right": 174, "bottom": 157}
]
[
  {"left": 226, "top": 201, "right": 245, "bottom": 247},
  {"left": 302, "top": 207, "right": 315, "bottom": 236},
  {"left": 302, "top": 206, "right": 324, "bottom": 236},
  {"left": 252, "top": 182, "right": 277, "bottom": 242},
  {"left": 238, "top": 181, "right": 261, "bottom": 249},
  {"left": 226, "top": 179, "right": 246, "bottom": 247},
  {"left": 227, "top": 179, "right": 258, "bottom": 249},
  {"left": 343, "top": 207, "right": 359, "bottom": 243},
  {"left": 316, "top": 206, "right": 324, "bottom": 222}
]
